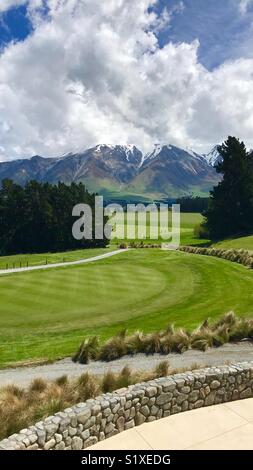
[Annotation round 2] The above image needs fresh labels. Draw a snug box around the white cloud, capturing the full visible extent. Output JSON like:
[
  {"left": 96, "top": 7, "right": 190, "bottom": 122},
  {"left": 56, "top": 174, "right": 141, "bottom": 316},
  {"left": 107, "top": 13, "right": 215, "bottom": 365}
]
[
  {"left": 153, "top": 1, "right": 185, "bottom": 33},
  {"left": 0, "top": 0, "right": 253, "bottom": 160},
  {"left": 239, "top": 0, "right": 253, "bottom": 14},
  {"left": 0, "top": 0, "right": 27, "bottom": 13}
]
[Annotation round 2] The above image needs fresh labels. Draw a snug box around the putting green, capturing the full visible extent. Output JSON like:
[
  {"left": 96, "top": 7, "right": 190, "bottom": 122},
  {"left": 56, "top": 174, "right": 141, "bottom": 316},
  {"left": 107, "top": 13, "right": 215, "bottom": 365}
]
[{"left": 1, "top": 249, "right": 253, "bottom": 367}]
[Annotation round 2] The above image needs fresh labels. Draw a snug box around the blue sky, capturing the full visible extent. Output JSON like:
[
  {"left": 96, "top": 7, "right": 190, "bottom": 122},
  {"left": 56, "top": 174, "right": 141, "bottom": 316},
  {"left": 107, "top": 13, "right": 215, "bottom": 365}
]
[
  {"left": 0, "top": 0, "right": 253, "bottom": 160},
  {"left": 0, "top": 4, "right": 31, "bottom": 46},
  {"left": 156, "top": 0, "right": 253, "bottom": 69},
  {"left": 1, "top": 0, "right": 253, "bottom": 69}
]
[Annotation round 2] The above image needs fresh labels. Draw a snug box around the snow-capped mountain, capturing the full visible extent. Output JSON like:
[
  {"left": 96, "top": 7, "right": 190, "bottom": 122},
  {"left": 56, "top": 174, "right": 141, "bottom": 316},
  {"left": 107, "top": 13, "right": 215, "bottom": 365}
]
[
  {"left": 0, "top": 144, "right": 220, "bottom": 200},
  {"left": 204, "top": 145, "right": 222, "bottom": 167}
]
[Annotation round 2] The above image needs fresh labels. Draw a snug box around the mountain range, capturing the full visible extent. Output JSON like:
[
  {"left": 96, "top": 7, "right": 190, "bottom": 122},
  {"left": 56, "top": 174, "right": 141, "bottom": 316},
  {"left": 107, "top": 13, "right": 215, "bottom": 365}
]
[{"left": 0, "top": 144, "right": 221, "bottom": 201}]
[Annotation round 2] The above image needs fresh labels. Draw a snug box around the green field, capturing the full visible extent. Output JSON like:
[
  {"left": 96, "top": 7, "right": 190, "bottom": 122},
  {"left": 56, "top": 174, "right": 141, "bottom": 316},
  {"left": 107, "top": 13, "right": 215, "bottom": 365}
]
[
  {"left": 0, "top": 212, "right": 205, "bottom": 270},
  {"left": 0, "top": 247, "right": 113, "bottom": 270},
  {"left": 1, "top": 249, "right": 253, "bottom": 367},
  {"left": 2, "top": 211, "right": 253, "bottom": 368},
  {"left": 110, "top": 211, "right": 205, "bottom": 246},
  {"left": 212, "top": 235, "right": 253, "bottom": 252}
]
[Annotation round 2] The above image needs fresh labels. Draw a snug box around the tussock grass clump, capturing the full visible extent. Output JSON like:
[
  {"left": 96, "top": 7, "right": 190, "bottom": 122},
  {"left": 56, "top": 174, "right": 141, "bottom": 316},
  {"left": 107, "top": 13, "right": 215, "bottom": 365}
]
[
  {"left": 29, "top": 378, "right": 47, "bottom": 393},
  {"left": 76, "top": 373, "right": 100, "bottom": 401},
  {"left": 141, "top": 332, "right": 163, "bottom": 355},
  {"left": 119, "top": 242, "right": 128, "bottom": 249},
  {"left": 101, "top": 367, "right": 136, "bottom": 393},
  {"left": 99, "top": 330, "right": 128, "bottom": 362},
  {"left": 0, "top": 360, "right": 177, "bottom": 440},
  {"left": 179, "top": 245, "right": 253, "bottom": 269},
  {"left": 155, "top": 360, "right": 170, "bottom": 378},
  {"left": 119, "top": 241, "right": 161, "bottom": 249},
  {"left": 55, "top": 375, "right": 68, "bottom": 387},
  {"left": 72, "top": 312, "right": 253, "bottom": 362},
  {"left": 116, "top": 366, "right": 133, "bottom": 389},
  {"left": 101, "top": 370, "right": 117, "bottom": 393},
  {"left": 73, "top": 312, "right": 253, "bottom": 363},
  {"left": 126, "top": 330, "right": 145, "bottom": 355},
  {"left": 72, "top": 336, "right": 99, "bottom": 364}
]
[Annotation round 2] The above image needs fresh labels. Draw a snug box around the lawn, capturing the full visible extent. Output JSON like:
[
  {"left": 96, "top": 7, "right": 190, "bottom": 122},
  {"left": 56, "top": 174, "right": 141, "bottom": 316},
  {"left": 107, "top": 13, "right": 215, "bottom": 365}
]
[
  {"left": 110, "top": 211, "right": 206, "bottom": 246},
  {"left": 1, "top": 249, "right": 253, "bottom": 367},
  {"left": 212, "top": 234, "right": 253, "bottom": 252},
  {"left": 0, "top": 247, "right": 113, "bottom": 270},
  {"left": 0, "top": 212, "right": 204, "bottom": 270}
]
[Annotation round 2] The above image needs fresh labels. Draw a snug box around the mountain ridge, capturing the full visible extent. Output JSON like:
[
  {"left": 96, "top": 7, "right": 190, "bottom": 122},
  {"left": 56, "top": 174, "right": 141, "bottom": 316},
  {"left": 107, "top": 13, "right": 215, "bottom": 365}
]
[{"left": 0, "top": 144, "right": 220, "bottom": 201}]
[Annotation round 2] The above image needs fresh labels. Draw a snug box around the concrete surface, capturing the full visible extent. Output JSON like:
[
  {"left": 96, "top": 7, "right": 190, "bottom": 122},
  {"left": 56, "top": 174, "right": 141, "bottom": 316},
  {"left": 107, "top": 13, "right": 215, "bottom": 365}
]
[{"left": 90, "top": 398, "right": 253, "bottom": 450}]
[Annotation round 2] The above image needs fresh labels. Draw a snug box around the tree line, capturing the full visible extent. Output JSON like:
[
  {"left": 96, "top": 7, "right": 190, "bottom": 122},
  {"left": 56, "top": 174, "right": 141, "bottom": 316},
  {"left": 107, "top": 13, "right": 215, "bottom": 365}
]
[
  {"left": 176, "top": 196, "right": 209, "bottom": 213},
  {"left": 0, "top": 180, "right": 108, "bottom": 255},
  {"left": 203, "top": 136, "right": 253, "bottom": 239}
]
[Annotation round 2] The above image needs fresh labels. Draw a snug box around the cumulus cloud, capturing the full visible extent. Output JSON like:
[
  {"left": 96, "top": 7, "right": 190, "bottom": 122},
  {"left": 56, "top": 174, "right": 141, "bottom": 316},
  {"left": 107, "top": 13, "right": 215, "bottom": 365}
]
[
  {"left": 0, "top": 0, "right": 253, "bottom": 160},
  {"left": 239, "top": 0, "right": 253, "bottom": 14},
  {"left": 0, "top": 0, "right": 27, "bottom": 13},
  {"left": 152, "top": 1, "right": 185, "bottom": 33}
]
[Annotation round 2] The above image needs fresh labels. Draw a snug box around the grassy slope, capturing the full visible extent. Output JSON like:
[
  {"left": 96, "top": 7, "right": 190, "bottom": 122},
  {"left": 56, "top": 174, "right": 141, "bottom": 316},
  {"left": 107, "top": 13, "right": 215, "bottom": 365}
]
[
  {"left": 0, "top": 247, "right": 113, "bottom": 270},
  {"left": 212, "top": 235, "right": 253, "bottom": 252},
  {"left": 1, "top": 249, "right": 253, "bottom": 367}
]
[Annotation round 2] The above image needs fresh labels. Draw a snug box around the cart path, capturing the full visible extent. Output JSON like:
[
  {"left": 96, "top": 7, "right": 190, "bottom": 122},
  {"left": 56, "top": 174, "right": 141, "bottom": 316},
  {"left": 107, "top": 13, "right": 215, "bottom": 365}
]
[
  {"left": 0, "top": 249, "right": 128, "bottom": 276},
  {"left": 1, "top": 342, "right": 253, "bottom": 387}
]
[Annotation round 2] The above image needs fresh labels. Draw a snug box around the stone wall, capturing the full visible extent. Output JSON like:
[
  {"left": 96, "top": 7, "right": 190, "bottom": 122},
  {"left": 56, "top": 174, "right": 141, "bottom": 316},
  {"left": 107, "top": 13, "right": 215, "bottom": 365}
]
[{"left": 1, "top": 361, "right": 253, "bottom": 450}]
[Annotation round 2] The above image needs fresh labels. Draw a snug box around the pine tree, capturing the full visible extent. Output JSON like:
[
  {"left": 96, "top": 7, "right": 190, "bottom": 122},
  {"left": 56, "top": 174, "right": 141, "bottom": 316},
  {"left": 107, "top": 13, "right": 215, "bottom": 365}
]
[
  {"left": 205, "top": 136, "right": 253, "bottom": 239},
  {"left": 0, "top": 180, "right": 108, "bottom": 255}
]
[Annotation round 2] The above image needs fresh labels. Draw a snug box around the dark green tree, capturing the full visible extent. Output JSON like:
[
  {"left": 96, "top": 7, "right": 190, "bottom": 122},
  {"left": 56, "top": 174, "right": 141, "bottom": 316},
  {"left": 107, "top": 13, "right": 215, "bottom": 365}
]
[
  {"left": 204, "top": 136, "right": 253, "bottom": 239},
  {"left": 0, "top": 180, "right": 108, "bottom": 255}
]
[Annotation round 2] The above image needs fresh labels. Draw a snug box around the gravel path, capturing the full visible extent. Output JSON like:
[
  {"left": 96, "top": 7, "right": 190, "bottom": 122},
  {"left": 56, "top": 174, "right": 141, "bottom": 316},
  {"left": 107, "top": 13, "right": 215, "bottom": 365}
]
[
  {"left": 1, "top": 342, "right": 253, "bottom": 387},
  {"left": 0, "top": 249, "right": 127, "bottom": 276}
]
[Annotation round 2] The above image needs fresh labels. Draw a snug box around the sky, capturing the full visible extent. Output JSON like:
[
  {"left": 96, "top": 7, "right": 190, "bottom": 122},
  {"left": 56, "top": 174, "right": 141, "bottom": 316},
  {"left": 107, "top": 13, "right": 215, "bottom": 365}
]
[{"left": 0, "top": 0, "right": 253, "bottom": 161}]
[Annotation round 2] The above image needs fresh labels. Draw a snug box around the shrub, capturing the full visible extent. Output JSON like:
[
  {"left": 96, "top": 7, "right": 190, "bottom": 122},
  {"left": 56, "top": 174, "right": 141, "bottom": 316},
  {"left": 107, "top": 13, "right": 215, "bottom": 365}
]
[
  {"left": 116, "top": 366, "right": 133, "bottom": 388},
  {"left": 141, "top": 332, "right": 162, "bottom": 355},
  {"left": 76, "top": 373, "right": 100, "bottom": 401},
  {"left": 171, "top": 329, "right": 190, "bottom": 353},
  {"left": 160, "top": 334, "right": 175, "bottom": 354},
  {"left": 29, "top": 378, "right": 47, "bottom": 393},
  {"left": 101, "top": 371, "right": 117, "bottom": 393},
  {"left": 119, "top": 242, "right": 128, "bottom": 249},
  {"left": 55, "top": 375, "right": 68, "bottom": 387},
  {"left": 72, "top": 312, "right": 253, "bottom": 366},
  {"left": 99, "top": 330, "right": 127, "bottom": 361},
  {"left": 194, "top": 223, "right": 210, "bottom": 239},
  {"left": 212, "top": 325, "right": 230, "bottom": 347},
  {"left": 229, "top": 318, "right": 253, "bottom": 341},
  {"left": 213, "top": 311, "right": 237, "bottom": 329},
  {"left": 34, "top": 399, "right": 64, "bottom": 421},
  {"left": 191, "top": 336, "right": 213, "bottom": 351},
  {"left": 155, "top": 360, "right": 170, "bottom": 377},
  {"left": 179, "top": 246, "right": 253, "bottom": 270},
  {"left": 126, "top": 331, "right": 145, "bottom": 355},
  {"left": 72, "top": 336, "right": 99, "bottom": 364},
  {"left": 191, "top": 325, "right": 214, "bottom": 351}
]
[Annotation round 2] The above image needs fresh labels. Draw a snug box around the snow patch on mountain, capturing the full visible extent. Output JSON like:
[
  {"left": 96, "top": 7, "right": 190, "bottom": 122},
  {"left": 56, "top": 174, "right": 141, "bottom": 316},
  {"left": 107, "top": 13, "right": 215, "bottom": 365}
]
[
  {"left": 204, "top": 146, "right": 221, "bottom": 166},
  {"left": 144, "top": 144, "right": 172, "bottom": 162}
]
